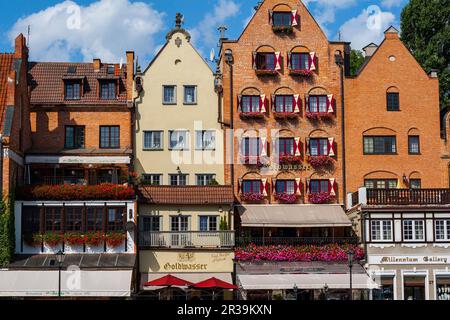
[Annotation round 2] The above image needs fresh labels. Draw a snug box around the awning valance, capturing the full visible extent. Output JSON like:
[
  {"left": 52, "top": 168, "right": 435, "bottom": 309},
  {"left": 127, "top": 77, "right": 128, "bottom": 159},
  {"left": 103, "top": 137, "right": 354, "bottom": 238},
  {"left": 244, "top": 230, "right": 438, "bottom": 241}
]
[
  {"left": 141, "top": 273, "right": 233, "bottom": 290},
  {"left": 25, "top": 155, "right": 130, "bottom": 164},
  {"left": 236, "top": 204, "right": 352, "bottom": 228}
]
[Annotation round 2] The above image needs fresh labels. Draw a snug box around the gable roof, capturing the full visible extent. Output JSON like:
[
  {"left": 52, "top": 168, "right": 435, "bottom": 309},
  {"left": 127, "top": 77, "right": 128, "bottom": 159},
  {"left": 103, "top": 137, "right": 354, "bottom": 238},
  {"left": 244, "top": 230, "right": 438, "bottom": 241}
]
[
  {"left": 28, "top": 62, "right": 128, "bottom": 106},
  {"left": 0, "top": 54, "right": 14, "bottom": 126}
]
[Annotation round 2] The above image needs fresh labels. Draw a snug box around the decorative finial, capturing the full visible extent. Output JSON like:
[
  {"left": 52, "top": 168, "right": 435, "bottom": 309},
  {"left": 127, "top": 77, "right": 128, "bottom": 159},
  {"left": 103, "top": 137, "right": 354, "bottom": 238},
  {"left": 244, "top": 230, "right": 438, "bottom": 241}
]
[{"left": 175, "top": 13, "right": 183, "bottom": 29}]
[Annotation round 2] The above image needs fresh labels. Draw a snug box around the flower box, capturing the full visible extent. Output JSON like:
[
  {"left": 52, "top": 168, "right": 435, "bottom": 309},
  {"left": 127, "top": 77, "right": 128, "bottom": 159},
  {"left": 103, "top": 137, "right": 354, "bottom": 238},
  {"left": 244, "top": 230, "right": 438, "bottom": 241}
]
[
  {"left": 308, "top": 192, "right": 335, "bottom": 204},
  {"left": 239, "top": 112, "right": 265, "bottom": 120},
  {"left": 273, "top": 112, "right": 299, "bottom": 119},
  {"left": 105, "top": 232, "right": 126, "bottom": 248},
  {"left": 23, "top": 233, "right": 42, "bottom": 247},
  {"left": 308, "top": 155, "right": 335, "bottom": 168},
  {"left": 42, "top": 232, "right": 63, "bottom": 246},
  {"left": 305, "top": 112, "right": 334, "bottom": 121},
  {"left": 279, "top": 154, "right": 302, "bottom": 165},
  {"left": 240, "top": 155, "right": 264, "bottom": 167},
  {"left": 64, "top": 232, "right": 85, "bottom": 246},
  {"left": 255, "top": 69, "right": 278, "bottom": 76},
  {"left": 289, "top": 69, "right": 313, "bottom": 77},
  {"left": 272, "top": 25, "right": 293, "bottom": 34},
  {"left": 235, "top": 244, "right": 364, "bottom": 262},
  {"left": 241, "top": 192, "right": 265, "bottom": 202},
  {"left": 84, "top": 232, "right": 104, "bottom": 247},
  {"left": 274, "top": 193, "right": 299, "bottom": 204}
]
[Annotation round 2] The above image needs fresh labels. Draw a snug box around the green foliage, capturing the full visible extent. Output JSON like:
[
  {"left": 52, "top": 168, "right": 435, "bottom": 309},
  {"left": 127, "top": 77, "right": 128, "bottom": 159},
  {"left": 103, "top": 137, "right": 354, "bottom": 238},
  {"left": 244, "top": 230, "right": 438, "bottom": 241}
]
[
  {"left": 0, "top": 194, "right": 15, "bottom": 267},
  {"left": 219, "top": 216, "right": 229, "bottom": 231},
  {"left": 349, "top": 49, "right": 365, "bottom": 76},
  {"left": 401, "top": 0, "right": 450, "bottom": 109},
  {"left": 208, "top": 179, "right": 219, "bottom": 186}
]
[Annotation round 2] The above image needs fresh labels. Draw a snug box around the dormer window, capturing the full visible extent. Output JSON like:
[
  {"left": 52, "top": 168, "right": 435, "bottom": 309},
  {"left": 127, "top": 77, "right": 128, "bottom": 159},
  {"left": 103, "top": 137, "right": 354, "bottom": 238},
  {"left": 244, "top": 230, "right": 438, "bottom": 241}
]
[
  {"left": 65, "top": 80, "right": 81, "bottom": 100},
  {"left": 107, "top": 65, "right": 115, "bottom": 74},
  {"left": 269, "top": 7, "right": 298, "bottom": 33},
  {"left": 273, "top": 12, "right": 291, "bottom": 27},
  {"left": 100, "top": 80, "right": 116, "bottom": 100}
]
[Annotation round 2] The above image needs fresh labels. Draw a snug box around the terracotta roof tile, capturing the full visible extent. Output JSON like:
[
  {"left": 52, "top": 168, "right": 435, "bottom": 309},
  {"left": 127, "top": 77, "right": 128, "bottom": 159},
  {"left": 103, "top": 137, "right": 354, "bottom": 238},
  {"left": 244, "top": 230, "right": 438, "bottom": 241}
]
[
  {"left": 28, "top": 62, "right": 128, "bottom": 106},
  {"left": 0, "top": 54, "right": 14, "bottom": 123},
  {"left": 138, "top": 185, "right": 235, "bottom": 205}
]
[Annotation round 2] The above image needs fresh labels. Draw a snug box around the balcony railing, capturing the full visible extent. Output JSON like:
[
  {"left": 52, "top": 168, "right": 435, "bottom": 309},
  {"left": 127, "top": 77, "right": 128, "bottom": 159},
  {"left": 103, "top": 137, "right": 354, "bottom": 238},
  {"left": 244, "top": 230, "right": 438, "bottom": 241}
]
[
  {"left": 32, "top": 176, "right": 117, "bottom": 186},
  {"left": 139, "top": 231, "right": 235, "bottom": 248},
  {"left": 236, "top": 236, "right": 358, "bottom": 247}
]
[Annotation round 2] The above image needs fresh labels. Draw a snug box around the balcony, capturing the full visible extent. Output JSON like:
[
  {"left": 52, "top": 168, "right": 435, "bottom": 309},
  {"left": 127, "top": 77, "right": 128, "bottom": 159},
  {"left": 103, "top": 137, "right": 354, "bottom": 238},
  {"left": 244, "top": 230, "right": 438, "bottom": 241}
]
[
  {"left": 139, "top": 231, "right": 235, "bottom": 248},
  {"left": 348, "top": 187, "right": 450, "bottom": 208},
  {"left": 236, "top": 236, "right": 358, "bottom": 247}
]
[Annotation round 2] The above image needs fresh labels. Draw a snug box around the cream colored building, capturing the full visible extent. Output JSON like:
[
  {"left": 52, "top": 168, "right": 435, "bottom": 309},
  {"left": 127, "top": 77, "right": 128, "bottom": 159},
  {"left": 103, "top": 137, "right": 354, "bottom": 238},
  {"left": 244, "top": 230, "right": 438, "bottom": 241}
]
[{"left": 134, "top": 19, "right": 224, "bottom": 186}]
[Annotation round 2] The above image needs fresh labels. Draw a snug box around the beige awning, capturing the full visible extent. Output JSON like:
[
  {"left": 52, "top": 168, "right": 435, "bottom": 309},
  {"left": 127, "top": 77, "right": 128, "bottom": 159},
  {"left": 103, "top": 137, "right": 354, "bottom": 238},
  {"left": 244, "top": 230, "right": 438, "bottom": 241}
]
[
  {"left": 237, "top": 204, "right": 351, "bottom": 228},
  {"left": 141, "top": 273, "right": 233, "bottom": 290}
]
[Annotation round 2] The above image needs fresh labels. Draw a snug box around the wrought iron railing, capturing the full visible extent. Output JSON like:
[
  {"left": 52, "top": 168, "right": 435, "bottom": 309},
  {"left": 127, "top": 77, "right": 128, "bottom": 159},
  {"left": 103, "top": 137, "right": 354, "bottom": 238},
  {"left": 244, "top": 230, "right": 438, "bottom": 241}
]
[
  {"left": 235, "top": 236, "right": 359, "bottom": 247},
  {"left": 139, "top": 231, "right": 235, "bottom": 248},
  {"left": 366, "top": 188, "right": 450, "bottom": 205}
]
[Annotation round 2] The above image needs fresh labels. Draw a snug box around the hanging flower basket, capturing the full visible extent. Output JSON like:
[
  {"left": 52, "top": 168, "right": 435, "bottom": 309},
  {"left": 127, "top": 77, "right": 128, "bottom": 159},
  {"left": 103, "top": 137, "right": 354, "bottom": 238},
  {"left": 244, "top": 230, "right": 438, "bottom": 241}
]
[
  {"left": 241, "top": 192, "right": 265, "bottom": 202},
  {"left": 64, "top": 232, "right": 85, "bottom": 246},
  {"left": 274, "top": 193, "right": 299, "bottom": 204},
  {"left": 84, "top": 232, "right": 104, "bottom": 247},
  {"left": 279, "top": 154, "right": 302, "bottom": 165},
  {"left": 105, "top": 232, "right": 126, "bottom": 247},
  {"left": 308, "top": 192, "right": 335, "bottom": 204},
  {"left": 42, "top": 232, "right": 63, "bottom": 246},
  {"left": 308, "top": 156, "right": 335, "bottom": 168}
]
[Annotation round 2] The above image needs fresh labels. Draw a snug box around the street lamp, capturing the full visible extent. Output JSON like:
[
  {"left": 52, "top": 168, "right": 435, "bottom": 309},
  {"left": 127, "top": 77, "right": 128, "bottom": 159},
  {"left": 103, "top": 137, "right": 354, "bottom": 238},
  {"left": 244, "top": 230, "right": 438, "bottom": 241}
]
[
  {"left": 55, "top": 250, "right": 65, "bottom": 299},
  {"left": 293, "top": 284, "right": 298, "bottom": 300},
  {"left": 323, "top": 283, "right": 329, "bottom": 300},
  {"left": 347, "top": 250, "right": 354, "bottom": 301}
]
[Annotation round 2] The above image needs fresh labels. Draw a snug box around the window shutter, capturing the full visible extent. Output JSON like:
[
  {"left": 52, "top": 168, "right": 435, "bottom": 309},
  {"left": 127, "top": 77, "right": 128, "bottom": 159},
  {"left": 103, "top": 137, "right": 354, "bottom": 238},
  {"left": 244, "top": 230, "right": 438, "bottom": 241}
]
[
  {"left": 328, "top": 137, "right": 335, "bottom": 157},
  {"left": 295, "top": 178, "right": 301, "bottom": 195},
  {"left": 293, "top": 94, "right": 300, "bottom": 113},
  {"left": 329, "top": 178, "right": 336, "bottom": 196},
  {"left": 327, "top": 94, "right": 335, "bottom": 113},
  {"left": 298, "top": 140, "right": 304, "bottom": 159},
  {"left": 272, "top": 179, "right": 277, "bottom": 194},
  {"left": 237, "top": 95, "right": 242, "bottom": 112},
  {"left": 291, "top": 10, "right": 298, "bottom": 26},
  {"left": 294, "top": 137, "right": 301, "bottom": 156},
  {"left": 271, "top": 94, "right": 276, "bottom": 112},
  {"left": 261, "top": 178, "right": 268, "bottom": 196},
  {"left": 274, "top": 52, "right": 281, "bottom": 71},
  {"left": 305, "top": 95, "right": 310, "bottom": 112},
  {"left": 260, "top": 137, "right": 267, "bottom": 157},
  {"left": 268, "top": 9, "right": 273, "bottom": 25},
  {"left": 238, "top": 178, "right": 243, "bottom": 194},
  {"left": 252, "top": 52, "right": 257, "bottom": 70},
  {"left": 287, "top": 52, "right": 292, "bottom": 70},
  {"left": 309, "top": 52, "right": 317, "bottom": 71},
  {"left": 305, "top": 137, "right": 310, "bottom": 156},
  {"left": 306, "top": 178, "right": 310, "bottom": 194},
  {"left": 260, "top": 94, "right": 267, "bottom": 113}
]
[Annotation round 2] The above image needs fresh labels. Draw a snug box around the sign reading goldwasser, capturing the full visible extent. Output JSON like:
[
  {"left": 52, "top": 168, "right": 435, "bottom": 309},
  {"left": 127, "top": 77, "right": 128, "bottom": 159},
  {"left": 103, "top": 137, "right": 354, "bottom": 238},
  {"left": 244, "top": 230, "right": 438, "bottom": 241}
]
[{"left": 369, "top": 255, "right": 450, "bottom": 265}]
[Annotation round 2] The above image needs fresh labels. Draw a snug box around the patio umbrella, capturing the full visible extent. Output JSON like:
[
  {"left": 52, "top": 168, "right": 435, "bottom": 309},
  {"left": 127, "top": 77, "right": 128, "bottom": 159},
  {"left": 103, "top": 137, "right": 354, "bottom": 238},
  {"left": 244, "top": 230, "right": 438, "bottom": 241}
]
[
  {"left": 191, "top": 277, "right": 238, "bottom": 300},
  {"left": 144, "top": 274, "right": 194, "bottom": 287}
]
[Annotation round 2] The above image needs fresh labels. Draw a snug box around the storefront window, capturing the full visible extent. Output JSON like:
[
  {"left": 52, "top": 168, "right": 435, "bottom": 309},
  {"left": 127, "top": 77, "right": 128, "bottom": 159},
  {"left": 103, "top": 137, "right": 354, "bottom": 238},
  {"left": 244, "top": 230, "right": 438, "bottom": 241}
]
[
  {"left": 436, "top": 276, "right": 450, "bottom": 300},
  {"left": 373, "top": 276, "right": 394, "bottom": 300},
  {"left": 404, "top": 276, "right": 425, "bottom": 300}
]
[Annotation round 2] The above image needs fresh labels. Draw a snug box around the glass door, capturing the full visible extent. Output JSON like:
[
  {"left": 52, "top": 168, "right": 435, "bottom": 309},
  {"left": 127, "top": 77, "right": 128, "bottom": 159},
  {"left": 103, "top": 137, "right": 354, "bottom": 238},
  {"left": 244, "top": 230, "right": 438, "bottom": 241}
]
[{"left": 170, "top": 216, "right": 189, "bottom": 247}]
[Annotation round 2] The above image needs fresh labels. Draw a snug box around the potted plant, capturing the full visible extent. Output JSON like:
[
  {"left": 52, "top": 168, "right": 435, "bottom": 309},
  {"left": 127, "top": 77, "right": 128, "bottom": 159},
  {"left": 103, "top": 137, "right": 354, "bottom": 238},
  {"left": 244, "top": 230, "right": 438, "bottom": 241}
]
[
  {"left": 239, "top": 112, "right": 266, "bottom": 120},
  {"left": 64, "top": 232, "right": 85, "bottom": 246},
  {"left": 272, "top": 25, "right": 293, "bottom": 34},
  {"left": 308, "top": 192, "right": 335, "bottom": 204},
  {"left": 279, "top": 154, "right": 302, "bottom": 165},
  {"left": 241, "top": 192, "right": 266, "bottom": 202},
  {"left": 308, "top": 156, "right": 335, "bottom": 168},
  {"left": 42, "top": 232, "right": 63, "bottom": 247},
  {"left": 84, "top": 231, "right": 104, "bottom": 247},
  {"left": 274, "top": 193, "right": 299, "bottom": 204},
  {"left": 23, "top": 233, "right": 42, "bottom": 247},
  {"left": 105, "top": 232, "right": 126, "bottom": 247}
]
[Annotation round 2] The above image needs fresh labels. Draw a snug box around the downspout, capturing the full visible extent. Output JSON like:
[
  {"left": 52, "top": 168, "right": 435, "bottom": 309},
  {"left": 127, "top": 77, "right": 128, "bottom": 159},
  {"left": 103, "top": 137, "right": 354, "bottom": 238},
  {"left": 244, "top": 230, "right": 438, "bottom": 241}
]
[{"left": 336, "top": 51, "right": 347, "bottom": 207}]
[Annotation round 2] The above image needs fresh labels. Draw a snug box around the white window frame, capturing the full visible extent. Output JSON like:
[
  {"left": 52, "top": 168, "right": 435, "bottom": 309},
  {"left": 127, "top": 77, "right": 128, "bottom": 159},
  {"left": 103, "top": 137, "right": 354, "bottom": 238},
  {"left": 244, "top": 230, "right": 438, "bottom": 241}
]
[
  {"left": 169, "top": 130, "right": 190, "bottom": 150},
  {"left": 198, "top": 216, "right": 219, "bottom": 232},
  {"left": 141, "top": 174, "right": 162, "bottom": 185},
  {"left": 143, "top": 131, "right": 164, "bottom": 150},
  {"left": 195, "top": 130, "right": 216, "bottom": 150},
  {"left": 370, "top": 220, "right": 393, "bottom": 242},
  {"left": 169, "top": 174, "right": 189, "bottom": 186},
  {"left": 435, "top": 219, "right": 450, "bottom": 241},
  {"left": 163, "top": 85, "right": 177, "bottom": 104},
  {"left": 183, "top": 85, "right": 197, "bottom": 105},
  {"left": 403, "top": 220, "right": 425, "bottom": 242},
  {"left": 196, "top": 174, "right": 216, "bottom": 186}
]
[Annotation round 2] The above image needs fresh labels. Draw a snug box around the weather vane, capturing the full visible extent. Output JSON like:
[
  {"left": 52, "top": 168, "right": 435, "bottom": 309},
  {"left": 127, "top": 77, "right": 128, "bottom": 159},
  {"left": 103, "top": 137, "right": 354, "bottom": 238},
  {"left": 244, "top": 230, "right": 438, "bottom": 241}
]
[{"left": 175, "top": 13, "right": 183, "bottom": 29}]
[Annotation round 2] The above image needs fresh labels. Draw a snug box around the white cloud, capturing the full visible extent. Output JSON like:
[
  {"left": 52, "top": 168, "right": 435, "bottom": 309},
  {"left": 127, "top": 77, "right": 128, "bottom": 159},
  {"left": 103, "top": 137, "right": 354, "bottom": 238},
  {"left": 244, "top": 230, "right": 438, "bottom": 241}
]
[
  {"left": 338, "top": 5, "right": 396, "bottom": 51},
  {"left": 189, "top": 0, "right": 240, "bottom": 48},
  {"left": 8, "top": 0, "right": 165, "bottom": 62},
  {"left": 380, "top": 0, "right": 405, "bottom": 9}
]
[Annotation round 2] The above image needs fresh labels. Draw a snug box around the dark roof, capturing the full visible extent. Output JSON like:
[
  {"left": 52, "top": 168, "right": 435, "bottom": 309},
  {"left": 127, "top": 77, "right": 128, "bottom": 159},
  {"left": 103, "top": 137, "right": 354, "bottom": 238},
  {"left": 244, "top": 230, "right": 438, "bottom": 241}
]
[
  {"left": 0, "top": 54, "right": 14, "bottom": 125},
  {"left": 138, "top": 185, "right": 235, "bottom": 205},
  {"left": 8, "top": 254, "right": 136, "bottom": 270},
  {"left": 28, "top": 62, "right": 128, "bottom": 106}
]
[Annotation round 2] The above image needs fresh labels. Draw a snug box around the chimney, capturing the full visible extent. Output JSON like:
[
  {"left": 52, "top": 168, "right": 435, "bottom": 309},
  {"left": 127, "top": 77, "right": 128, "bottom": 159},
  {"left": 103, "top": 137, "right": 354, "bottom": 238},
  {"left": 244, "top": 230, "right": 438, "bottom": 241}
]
[
  {"left": 362, "top": 43, "right": 378, "bottom": 57},
  {"left": 126, "top": 51, "right": 135, "bottom": 101},
  {"left": 384, "top": 26, "right": 399, "bottom": 40},
  {"left": 429, "top": 69, "right": 439, "bottom": 78},
  {"left": 14, "top": 34, "right": 28, "bottom": 59},
  {"left": 93, "top": 58, "right": 101, "bottom": 72}
]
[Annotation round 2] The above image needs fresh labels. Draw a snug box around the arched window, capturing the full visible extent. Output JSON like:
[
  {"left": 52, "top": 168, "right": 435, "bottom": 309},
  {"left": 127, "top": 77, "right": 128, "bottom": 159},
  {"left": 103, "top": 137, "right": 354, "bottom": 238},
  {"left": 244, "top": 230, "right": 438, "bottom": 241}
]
[
  {"left": 252, "top": 46, "right": 281, "bottom": 73},
  {"left": 386, "top": 87, "right": 400, "bottom": 111}
]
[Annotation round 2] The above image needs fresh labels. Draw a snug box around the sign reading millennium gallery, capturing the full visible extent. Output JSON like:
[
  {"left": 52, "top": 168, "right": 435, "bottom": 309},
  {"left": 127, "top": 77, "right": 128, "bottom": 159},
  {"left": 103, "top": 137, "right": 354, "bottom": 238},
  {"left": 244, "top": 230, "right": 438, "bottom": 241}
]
[{"left": 369, "top": 255, "right": 450, "bottom": 265}]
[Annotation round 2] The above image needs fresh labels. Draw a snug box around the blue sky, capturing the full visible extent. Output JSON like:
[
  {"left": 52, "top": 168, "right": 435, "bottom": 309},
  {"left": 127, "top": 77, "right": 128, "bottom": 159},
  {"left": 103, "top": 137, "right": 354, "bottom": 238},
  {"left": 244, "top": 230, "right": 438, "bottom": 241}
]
[{"left": 0, "top": 0, "right": 408, "bottom": 65}]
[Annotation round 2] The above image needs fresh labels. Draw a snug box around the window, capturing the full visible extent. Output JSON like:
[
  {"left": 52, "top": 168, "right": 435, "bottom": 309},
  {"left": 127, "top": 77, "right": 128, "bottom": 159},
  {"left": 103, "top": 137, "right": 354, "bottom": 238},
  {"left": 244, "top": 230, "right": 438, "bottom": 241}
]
[
  {"left": 241, "top": 95, "right": 260, "bottom": 113},
  {"left": 169, "top": 130, "right": 189, "bottom": 150},
  {"left": 86, "top": 207, "right": 103, "bottom": 232},
  {"left": 276, "top": 180, "right": 295, "bottom": 194},
  {"left": 100, "top": 126, "right": 120, "bottom": 148},
  {"left": 309, "top": 95, "right": 327, "bottom": 113},
  {"left": 363, "top": 136, "right": 397, "bottom": 154},
  {"left": 163, "top": 85, "right": 176, "bottom": 104},
  {"left": 184, "top": 86, "right": 197, "bottom": 104},
  {"left": 100, "top": 81, "right": 116, "bottom": 100},
  {"left": 142, "top": 216, "right": 161, "bottom": 232},
  {"left": 309, "top": 180, "right": 329, "bottom": 194},
  {"left": 276, "top": 138, "right": 294, "bottom": 156},
  {"left": 170, "top": 216, "right": 189, "bottom": 231},
  {"left": 199, "top": 216, "right": 218, "bottom": 231},
  {"left": 44, "top": 207, "right": 62, "bottom": 232},
  {"left": 65, "top": 81, "right": 81, "bottom": 100},
  {"left": 141, "top": 174, "right": 162, "bottom": 185},
  {"left": 144, "top": 131, "right": 163, "bottom": 150},
  {"left": 242, "top": 137, "right": 260, "bottom": 157},
  {"left": 274, "top": 95, "right": 294, "bottom": 113},
  {"left": 364, "top": 179, "right": 398, "bottom": 189},
  {"left": 435, "top": 220, "right": 450, "bottom": 241},
  {"left": 65, "top": 126, "right": 85, "bottom": 149},
  {"left": 291, "top": 53, "right": 309, "bottom": 71},
  {"left": 107, "top": 207, "right": 124, "bottom": 232},
  {"left": 65, "top": 207, "right": 83, "bottom": 232},
  {"left": 403, "top": 220, "right": 424, "bottom": 241},
  {"left": 410, "top": 179, "right": 421, "bottom": 189},
  {"left": 170, "top": 174, "right": 188, "bottom": 186},
  {"left": 272, "top": 12, "right": 291, "bottom": 27},
  {"left": 371, "top": 220, "right": 393, "bottom": 241},
  {"left": 22, "top": 207, "right": 40, "bottom": 235},
  {"left": 195, "top": 130, "right": 216, "bottom": 150},
  {"left": 242, "top": 180, "right": 262, "bottom": 194},
  {"left": 196, "top": 174, "right": 216, "bottom": 186},
  {"left": 387, "top": 92, "right": 399, "bottom": 111},
  {"left": 309, "top": 138, "right": 329, "bottom": 156},
  {"left": 256, "top": 53, "right": 275, "bottom": 70},
  {"left": 408, "top": 136, "right": 420, "bottom": 154}
]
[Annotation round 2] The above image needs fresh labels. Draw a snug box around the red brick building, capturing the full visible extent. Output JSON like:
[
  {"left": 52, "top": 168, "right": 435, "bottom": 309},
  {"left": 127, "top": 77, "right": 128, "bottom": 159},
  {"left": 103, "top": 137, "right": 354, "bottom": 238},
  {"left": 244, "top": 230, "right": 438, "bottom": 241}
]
[{"left": 0, "top": 34, "right": 31, "bottom": 196}]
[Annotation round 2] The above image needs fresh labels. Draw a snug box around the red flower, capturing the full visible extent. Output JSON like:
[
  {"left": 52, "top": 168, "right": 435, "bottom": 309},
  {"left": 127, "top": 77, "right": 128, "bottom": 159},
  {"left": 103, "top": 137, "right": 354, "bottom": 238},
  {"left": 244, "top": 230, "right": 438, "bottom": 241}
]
[
  {"left": 105, "top": 232, "right": 126, "bottom": 247},
  {"left": 307, "top": 155, "right": 335, "bottom": 168},
  {"left": 308, "top": 192, "right": 335, "bottom": 204},
  {"left": 64, "top": 232, "right": 84, "bottom": 246},
  {"left": 84, "top": 232, "right": 104, "bottom": 246},
  {"left": 241, "top": 192, "right": 265, "bottom": 202},
  {"left": 278, "top": 154, "right": 302, "bottom": 165},
  {"left": 274, "top": 193, "right": 299, "bottom": 204}
]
